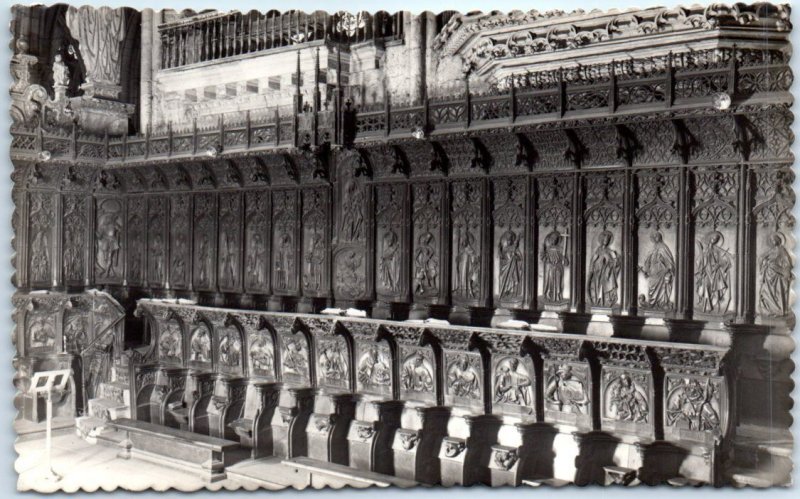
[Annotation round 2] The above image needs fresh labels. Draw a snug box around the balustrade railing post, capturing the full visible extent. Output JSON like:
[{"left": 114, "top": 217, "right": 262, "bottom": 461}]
[{"left": 666, "top": 52, "right": 674, "bottom": 108}]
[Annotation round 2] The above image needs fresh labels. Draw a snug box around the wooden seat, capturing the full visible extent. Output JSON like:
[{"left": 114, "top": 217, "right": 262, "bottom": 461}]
[{"left": 282, "top": 456, "right": 420, "bottom": 488}]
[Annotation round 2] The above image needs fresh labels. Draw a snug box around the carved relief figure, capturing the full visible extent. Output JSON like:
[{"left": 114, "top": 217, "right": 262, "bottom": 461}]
[
  {"left": 341, "top": 178, "right": 365, "bottom": 241},
  {"left": 545, "top": 364, "right": 589, "bottom": 414},
  {"left": 447, "top": 355, "right": 481, "bottom": 399},
  {"left": 219, "top": 330, "right": 242, "bottom": 367},
  {"left": 694, "top": 231, "right": 732, "bottom": 314},
  {"left": 758, "top": 233, "right": 792, "bottom": 317},
  {"left": 638, "top": 231, "right": 675, "bottom": 309},
  {"left": 63, "top": 197, "right": 85, "bottom": 280},
  {"left": 29, "top": 314, "right": 56, "bottom": 349},
  {"left": 282, "top": 337, "right": 308, "bottom": 377},
  {"left": 219, "top": 225, "right": 237, "bottom": 288},
  {"left": 151, "top": 229, "right": 164, "bottom": 283},
  {"left": 189, "top": 326, "right": 211, "bottom": 362},
  {"left": 29, "top": 195, "right": 52, "bottom": 283},
  {"left": 587, "top": 231, "right": 620, "bottom": 307},
  {"left": 158, "top": 324, "right": 182, "bottom": 361},
  {"left": 304, "top": 231, "right": 325, "bottom": 291},
  {"left": 357, "top": 346, "right": 391, "bottom": 388},
  {"left": 95, "top": 209, "right": 122, "bottom": 278},
  {"left": 319, "top": 341, "right": 348, "bottom": 382},
  {"left": 246, "top": 229, "right": 266, "bottom": 287},
  {"left": 275, "top": 232, "right": 294, "bottom": 290},
  {"left": 336, "top": 250, "right": 364, "bottom": 295},
  {"left": 63, "top": 315, "right": 87, "bottom": 352},
  {"left": 454, "top": 227, "right": 480, "bottom": 299},
  {"left": 541, "top": 230, "right": 569, "bottom": 303},
  {"left": 378, "top": 229, "right": 400, "bottom": 293},
  {"left": 666, "top": 378, "right": 720, "bottom": 431},
  {"left": 249, "top": 334, "right": 274, "bottom": 373},
  {"left": 401, "top": 351, "right": 434, "bottom": 393},
  {"left": 414, "top": 232, "right": 438, "bottom": 295},
  {"left": 498, "top": 230, "right": 523, "bottom": 299},
  {"left": 172, "top": 233, "right": 188, "bottom": 284},
  {"left": 52, "top": 53, "right": 69, "bottom": 88},
  {"left": 494, "top": 357, "right": 532, "bottom": 406},
  {"left": 65, "top": 6, "right": 126, "bottom": 87},
  {"left": 607, "top": 373, "right": 649, "bottom": 423},
  {"left": 197, "top": 233, "right": 211, "bottom": 287}
]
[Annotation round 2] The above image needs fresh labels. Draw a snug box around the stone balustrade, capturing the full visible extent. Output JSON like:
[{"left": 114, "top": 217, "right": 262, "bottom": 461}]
[{"left": 126, "top": 298, "right": 732, "bottom": 485}]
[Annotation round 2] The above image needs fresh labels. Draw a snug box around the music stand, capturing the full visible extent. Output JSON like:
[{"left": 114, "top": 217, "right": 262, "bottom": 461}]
[{"left": 29, "top": 369, "right": 71, "bottom": 482}]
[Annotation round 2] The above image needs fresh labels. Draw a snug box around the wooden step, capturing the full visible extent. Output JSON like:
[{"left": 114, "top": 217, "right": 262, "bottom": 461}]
[{"left": 281, "top": 456, "right": 420, "bottom": 489}]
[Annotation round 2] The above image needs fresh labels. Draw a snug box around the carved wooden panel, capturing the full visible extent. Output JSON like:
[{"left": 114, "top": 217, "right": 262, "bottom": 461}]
[
  {"left": 584, "top": 172, "right": 624, "bottom": 311},
  {"left": 355, "top": 339, "right": 393, "bottom": 398},
  {"left": 536, "top": 175, "right": 572, "bottom": 311},
  {"left": 691, "top": 166, "right": 738, "bottom": 318},
  {"left": 451, "top": 179, "right": 489, "bottom": 308},
  {"left": 752, "top": 165, "right": 795, "bottom": 322},
  {"left": 635, "top": 169, "right": 679, "bottom": 315},
  {"left": 157, "top": 319, "right": 183, "bottom": 365},
  {"left": 412, "top": 181, "right": 447, "bottom": 305},
  {"left": 61, "top": 194, "right": 87, "bottom": 285},
  {"left": 243, "top": 190, "right": 271, "bottom": 295},
  {"left": 193, "top": 192, "right": 218, "bottom": 291},
  {"left": 375, "top": 182, "right": 409, "bottom": 303},
  {"left": 187, "top": 322, "right": 213, "bottom": 370},
  {"left": 543, "top": 359, "right": 592, "bottom": 429},
  {"left": 684, "top": 115, "right": 738, "bottom": 164},
  {"left": 316, "top": 335, "right": 350, "bottom": 391},
  {"left": 218, "top": 192, "right": 242, "bottom": 292},
  {"left": 28, "top": 191, "right": 56, "bottom": 287},
  {"left": 169, "top": 194, "right": 191, "bottom": 290},
  {"left": 94, "top": 196, "right": 124, "bottom": 285},
  {"left": 333, "top": 150, "right": 371, "bottom": 302},
  {"left": 278, "top": 329, "right": 310, "bottom": 386},
  {"left": 302, "top": 187, "right": 331, "bottom": 297},
  {"left": 215, "top": 325, "right": 244, "bottom": 376},
  {"left": 600, "top": 366, "right": 653, "bottom": 436},
  {"left": 492, "top": 176, "right": 529, "bottom": 310},
  {"left": 444, "top": 350, "right": 484, "bottom": 411},
  {"left": 491, "top": 353, "right": 535, "bottom": 417},
  {"left": 147, "top": 196, "right": 168, "bottom": 288},
  {"left": 272, "top": 189, "right": 300, "bottom": 296},
  {"left": 248, "top": 328, "right": 275, "bottom": 380},
  {"left": 399, "top": 345, "right": 436, "bottom": 405},
  {"left": 126, "top": 196, "right": 146, "bottom": 286}
]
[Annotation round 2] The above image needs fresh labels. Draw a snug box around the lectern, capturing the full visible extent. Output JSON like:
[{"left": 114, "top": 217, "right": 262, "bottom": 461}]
[{"left": 29, "top": 369, "right": 71, "bottom": 482}]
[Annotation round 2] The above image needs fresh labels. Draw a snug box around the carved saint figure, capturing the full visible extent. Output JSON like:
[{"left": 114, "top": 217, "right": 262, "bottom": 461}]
[
  {"left": 666, "top": 378, "right": 720, "bottom": 431},
  {"left": 95, "top": 211, "right": 122, "bottom": 278},
  {"left": 158, "top": 325, "right": 181, "bottom": 361},
  {"left": 52, "top": 54, "right": 69, "bottom": 88},
  {"left": 172, "top": 233, "right": 187, "bottom": 283},
  {"left": 454, "top": 227, "right": 479, "bottom": 298},
  {"left": 304, "top": 231, "right": 325, "bottom": 291},
  {"left": 694, "top": 231, "right": 732, "bottom": 314},
  {"left": 189, "top": 326, "right": 211, "bottom": 362},
  {"left": 357, "top": 346, "right": 391, "bottom": 388},
  {"left": 545, "top": 364, "right": 589, "bottom": 414},
  {"left": 219, "top": 226, "right": 236, "bottom": 287},
  {"left": 587, "top": 230, "right": 620, "bottom": 307},
  {"left": 448, "top": 355, "right": 481, "bottom": 399},
  {"left": 219, "top": 331, "right": 241, "bottom": 367},
  {"left": 337, "top": 250, "right": 364, "bottom": 294},
  {"left": 498, "top": 229, "right": 523, "bottom": 299},
  {"left": 250, "top": 335, "right": 274, "bottom": 373},
  {"left": 197, "top": 233, "right": 211, "bottom": 286},
  {"left": 282, "top": 337, "right": 308, "bottom": 376},
  {"left": 414, "top": 232, "right": 438, "bottom": 295},
  {"left": 246, "top": 229, "right": 266, "bottom": 287},
  {"left": 758, "top": 233, "right": 792, "bottom": 317},
  {"left": 63, "top": 315, "right": 87, "bottom": 352},
  {"left": 65, "top": 6, "right": 126, "bottom": 87},
  {"left": 639, "top": 231, "right": 675, "bottom": 309},
  {"left": 608, "top": 373, "right": 649, "bottom": 423},
  {"left": 494, "top": 357, "right": 532, "bottom": 406},
  {"left": 29, "top": 315, "right": 55, "bottom": 349},
  {"left": 378, "top": 229, "right": 400, "bottom": 293},
  {"left": 401, "top": 351, "right": 434, "bottom": 393},
  {"left": 319, "top": 341, "right": 348, "bottom": 381},
  {"left": 275, "top": 232, "right": 293, "bottom": 290},
  {"left": 151, "top": 230, "right": 164, "bottom": 283},
  {"left": 341, "top": 178, "right": 365, "bottom": 241},
  {"left": 541, "top": 230, "right": 569, "bottom": 303}
]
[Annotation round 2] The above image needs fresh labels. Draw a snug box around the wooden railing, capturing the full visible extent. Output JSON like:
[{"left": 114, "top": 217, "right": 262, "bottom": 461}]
[{"left": 9, "top": 47, "right": 791, "bottom": 165}]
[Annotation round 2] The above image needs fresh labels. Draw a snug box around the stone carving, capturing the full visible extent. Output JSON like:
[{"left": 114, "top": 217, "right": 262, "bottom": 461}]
[
  {"left": 694, "top": 231, "right": 733, "bottom": 314},
  {"left": 65, "top": 6, "right": 126, "bottom": 95},
  {"left": 318, "top": 339, "right": 349, "bottom": 385},
  {"left": 281, "top": 336, "right": 309, "bottom": 378},
  {"left": 587, "top": 231, "right": 621, "bottom": 308},
  {"left": 158, "top": 323, "right": 182, "bottom": 362},
  {"left": 757, "top": 233, "right": 792, "bottom": 317},
  {"left": 493, "top": 357, "right": 532, "bottom": 406},
  {"left": 493, "top": 449, "right": 518, "bottom": 471},
  {"left": 63, "top": 195, "right": 86, "bottom": 282},
  {"left": 452, "top": 180, "right": 483, "bottom": 302},
  {"left": 447, "top": 354, "right": 481, "bottom": 399},
  {"left": 218, "top": 328, "right": 242, "bottom": 368},
  {"left": 398, "top": 431, "right": 419, "bottom": 451},
  {"left": 356, "top": 424, "right": 375, "bottom": 441},
  {"left": 545, "top": 364, "right": 590, "bottom": 414},
  {"left": 94, "top": 198, "right": 122, "bottom": 280},
  {"left": 665, "top": 377, "right": 721, "bottom": 431},
  {"left": 249, "top": 332, "right": 275, "bottom": 375},
  {"left": 29, "top": 193, "right": 54, "bottom": 284},
  {"left": 357, "top": 346, "right": 392, "bottom": 389},
  {"left": 604, "top": 372, "right": 649, "bottom": 423},
  {"left": 541, "top": 230, "right": 569, "bottom": 305},
  {"left": 638, "top": 231, "right": 675, "bottom": 310},
  {"left": 401, "top": 350, "right": 434, "bottom": 394},
  {"left": 244, "top": 191, "right": 270, "bottom": 292},
  {"left": 189, "top": 325, "right": 211, "bottom": 363},
  {"left": 218, "top": 193, "right": 241, "bottom": 290},
  {"left": 444, "top": 439, "right": 466, "bottom": 458}
]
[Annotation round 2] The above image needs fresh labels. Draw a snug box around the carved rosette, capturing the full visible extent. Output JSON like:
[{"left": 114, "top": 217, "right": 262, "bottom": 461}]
[
  {"left": 375, "top": 182, "right": 409, "bottom": 302},
  {"left": 244, "top": 190, "right": 271, "bottom": 294},
  {"left": 301, "top": 187, "right": 331, "bottom": 297},
  {"left": 272, "top": 189, "right": 300, "bottom": 296},
  {"left": 493, "top": 176, "right": 528, "bottom": 309}
]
